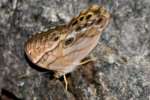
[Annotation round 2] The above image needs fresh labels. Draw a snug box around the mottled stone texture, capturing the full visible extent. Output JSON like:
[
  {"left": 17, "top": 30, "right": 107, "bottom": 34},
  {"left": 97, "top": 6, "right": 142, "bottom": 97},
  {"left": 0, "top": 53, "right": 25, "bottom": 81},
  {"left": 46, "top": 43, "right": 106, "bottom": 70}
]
[{"left": 0, "top": 0, "right": 150, "bottom": 100}]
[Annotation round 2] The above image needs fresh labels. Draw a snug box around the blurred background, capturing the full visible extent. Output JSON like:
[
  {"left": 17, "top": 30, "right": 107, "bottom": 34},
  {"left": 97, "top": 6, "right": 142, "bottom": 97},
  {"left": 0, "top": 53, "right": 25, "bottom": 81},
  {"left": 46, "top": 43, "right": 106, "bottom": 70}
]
[{"left": 0, "top": 0, "right": 150, "bottom": 100}]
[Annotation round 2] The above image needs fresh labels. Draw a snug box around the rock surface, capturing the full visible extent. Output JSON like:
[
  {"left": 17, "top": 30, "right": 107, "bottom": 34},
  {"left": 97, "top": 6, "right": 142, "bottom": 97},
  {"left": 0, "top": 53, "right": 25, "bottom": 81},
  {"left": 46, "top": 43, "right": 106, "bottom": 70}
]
[{"left": 0, "top": 0, "right": 150, "bottom": 100}]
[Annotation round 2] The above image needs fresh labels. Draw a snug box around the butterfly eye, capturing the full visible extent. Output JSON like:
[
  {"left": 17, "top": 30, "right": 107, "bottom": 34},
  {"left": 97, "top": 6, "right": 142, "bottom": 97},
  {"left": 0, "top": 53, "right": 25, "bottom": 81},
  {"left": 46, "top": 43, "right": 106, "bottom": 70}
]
[{"left": 64, "top": 37, "right": 74, "bottom": 46}]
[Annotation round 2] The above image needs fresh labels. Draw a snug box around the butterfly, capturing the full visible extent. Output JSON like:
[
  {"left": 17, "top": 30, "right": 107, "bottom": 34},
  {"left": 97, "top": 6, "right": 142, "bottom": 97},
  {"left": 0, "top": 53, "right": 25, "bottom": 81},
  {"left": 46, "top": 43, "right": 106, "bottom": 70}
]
[{"left": 24, "top": 4, "right": 111, "bottom": 89}]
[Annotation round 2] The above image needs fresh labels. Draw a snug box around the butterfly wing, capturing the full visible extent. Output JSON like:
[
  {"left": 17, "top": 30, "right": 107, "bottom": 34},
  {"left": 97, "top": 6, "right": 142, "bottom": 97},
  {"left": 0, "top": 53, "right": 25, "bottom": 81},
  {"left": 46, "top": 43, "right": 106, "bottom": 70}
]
[
  {"left": 62, "top": 4, "right": 111, "bottom": 66},
  {"left": 24, "top": 26, "right": 67, "bottom": 66}
]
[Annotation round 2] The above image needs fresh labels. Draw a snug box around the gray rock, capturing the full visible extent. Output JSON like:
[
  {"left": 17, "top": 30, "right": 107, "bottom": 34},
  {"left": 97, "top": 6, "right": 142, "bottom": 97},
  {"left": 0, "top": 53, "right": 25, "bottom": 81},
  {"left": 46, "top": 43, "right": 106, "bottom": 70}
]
[{"left": 0, "top": 0, "right": 150, "bottom": 100}]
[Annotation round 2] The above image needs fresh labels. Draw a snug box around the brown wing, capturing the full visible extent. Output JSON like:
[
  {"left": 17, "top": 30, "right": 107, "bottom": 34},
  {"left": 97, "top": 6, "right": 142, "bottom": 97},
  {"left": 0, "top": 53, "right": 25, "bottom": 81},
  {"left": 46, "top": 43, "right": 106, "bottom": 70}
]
[{"left": 24, "top": 26, "right": 67, "bottom": 64}]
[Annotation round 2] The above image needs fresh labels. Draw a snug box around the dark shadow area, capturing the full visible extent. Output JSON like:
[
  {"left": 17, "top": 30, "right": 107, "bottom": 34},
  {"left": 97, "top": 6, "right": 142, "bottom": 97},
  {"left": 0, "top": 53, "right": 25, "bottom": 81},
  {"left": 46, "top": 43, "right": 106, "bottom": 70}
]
[
  {"left": 24, "top": 52, "right": 72, "bottom": 82},
  {"left": 59, "top": 73, "right": 71, "bottom": 81},
  {"left": 0, "top": 89, "right": 22, "bottom": 100},
  {"left": 24, "top": 52, "right": 55, "bottom": 79}
]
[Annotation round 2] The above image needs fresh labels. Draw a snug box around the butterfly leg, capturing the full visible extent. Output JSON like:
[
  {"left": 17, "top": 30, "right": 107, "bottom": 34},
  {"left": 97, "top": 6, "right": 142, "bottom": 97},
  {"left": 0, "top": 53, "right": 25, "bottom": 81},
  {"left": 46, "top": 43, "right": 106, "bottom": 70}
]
[
  {"left": 80, "top": 54, "right": 97, "bottom": 65},
  {"left": 63, "top": 75, "right": 68, "bottom": 90},
  {"left": 54, "top": 72, "right": 68, "bottom": 90}
]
